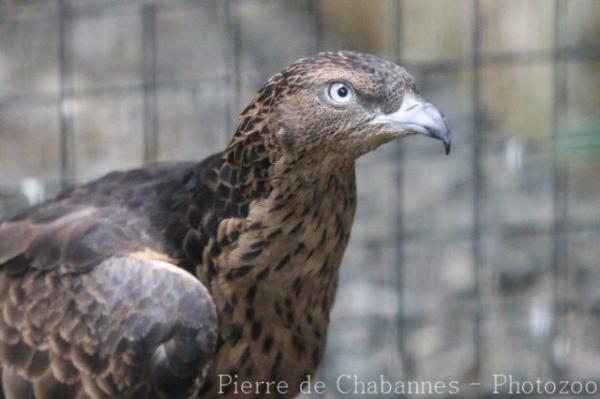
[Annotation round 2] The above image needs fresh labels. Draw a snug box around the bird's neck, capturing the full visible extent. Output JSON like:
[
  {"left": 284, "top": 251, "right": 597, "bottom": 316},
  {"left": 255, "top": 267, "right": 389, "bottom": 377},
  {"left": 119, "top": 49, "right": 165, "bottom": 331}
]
[
  {"left": 202, "top": 142, "right": 357, "bottom": 393},
  {"left": 176, "top": 124, "right": 358, "bottom": 281},
  {"left": 207, "top": 148, "right": 358, "bottom": 287},
  {"left": 219, "top": 130, "right": 358, "bottom": 290}
]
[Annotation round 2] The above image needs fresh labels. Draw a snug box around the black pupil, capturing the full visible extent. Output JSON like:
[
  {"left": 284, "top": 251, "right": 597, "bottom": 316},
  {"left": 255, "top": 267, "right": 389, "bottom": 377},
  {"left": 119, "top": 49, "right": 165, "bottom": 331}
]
[{"left": 337, "top": 86, "right": 348, "bottom": 97}]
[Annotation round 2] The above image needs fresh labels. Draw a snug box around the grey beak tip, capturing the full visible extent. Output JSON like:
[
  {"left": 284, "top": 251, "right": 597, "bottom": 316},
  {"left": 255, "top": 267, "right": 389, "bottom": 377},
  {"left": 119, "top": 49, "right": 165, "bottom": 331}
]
[
  {"left": 424, "top": 125, "right": 452, "bottom": 156},
  {"left": 444, "top": 141, "right": 451, "bottom": 155}
]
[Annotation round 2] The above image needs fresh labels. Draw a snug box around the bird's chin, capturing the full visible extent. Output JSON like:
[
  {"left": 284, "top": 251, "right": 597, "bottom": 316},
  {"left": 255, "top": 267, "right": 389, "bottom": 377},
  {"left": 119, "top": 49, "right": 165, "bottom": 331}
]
[{"left": 348, "top": 128, "right": 408, "bottom": 157}]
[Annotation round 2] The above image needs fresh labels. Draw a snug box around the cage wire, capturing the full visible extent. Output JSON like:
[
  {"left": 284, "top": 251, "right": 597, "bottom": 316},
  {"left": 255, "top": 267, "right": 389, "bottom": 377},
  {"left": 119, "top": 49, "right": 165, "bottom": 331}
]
[{"left": 1, "top": 0, "right": 600, "bottom": 398}]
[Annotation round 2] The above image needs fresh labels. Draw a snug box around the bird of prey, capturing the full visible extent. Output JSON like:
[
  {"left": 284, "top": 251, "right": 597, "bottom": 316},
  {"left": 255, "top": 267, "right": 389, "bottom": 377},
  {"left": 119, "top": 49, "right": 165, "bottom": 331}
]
[{"left": 0, "top": 51, "right": 451, "bottom": 398}]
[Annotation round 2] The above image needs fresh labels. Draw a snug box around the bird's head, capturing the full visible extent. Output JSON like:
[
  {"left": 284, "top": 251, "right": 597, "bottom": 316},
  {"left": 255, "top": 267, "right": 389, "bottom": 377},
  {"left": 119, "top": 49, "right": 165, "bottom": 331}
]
[{"left": 232, "top": 51, "right": 451, "bottom": 162}]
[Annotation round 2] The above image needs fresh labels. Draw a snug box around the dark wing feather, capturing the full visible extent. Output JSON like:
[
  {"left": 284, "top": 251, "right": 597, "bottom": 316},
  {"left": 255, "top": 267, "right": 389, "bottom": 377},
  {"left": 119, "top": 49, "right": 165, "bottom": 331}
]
[{"left": 0, "top": 185, "right": 218, "bottom": 399}]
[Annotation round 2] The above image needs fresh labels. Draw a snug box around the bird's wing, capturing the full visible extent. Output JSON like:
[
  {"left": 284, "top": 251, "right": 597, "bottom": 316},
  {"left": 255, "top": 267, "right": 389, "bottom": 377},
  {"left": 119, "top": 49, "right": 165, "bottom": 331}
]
[{"left": 0, "top": 204, "right": 218, "bottom": 399}]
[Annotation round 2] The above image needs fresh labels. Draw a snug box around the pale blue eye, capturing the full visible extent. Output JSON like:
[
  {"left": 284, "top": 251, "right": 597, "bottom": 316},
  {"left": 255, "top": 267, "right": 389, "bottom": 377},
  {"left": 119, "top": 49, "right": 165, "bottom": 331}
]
[{"left": 327, "top": 82, "right": 354, "bottom": 104}]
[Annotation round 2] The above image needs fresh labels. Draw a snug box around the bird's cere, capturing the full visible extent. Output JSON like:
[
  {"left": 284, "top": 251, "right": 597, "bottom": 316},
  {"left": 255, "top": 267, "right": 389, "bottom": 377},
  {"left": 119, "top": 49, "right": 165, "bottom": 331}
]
[{"left": 370, "top": 93, "right": 452, "bottom": 154}]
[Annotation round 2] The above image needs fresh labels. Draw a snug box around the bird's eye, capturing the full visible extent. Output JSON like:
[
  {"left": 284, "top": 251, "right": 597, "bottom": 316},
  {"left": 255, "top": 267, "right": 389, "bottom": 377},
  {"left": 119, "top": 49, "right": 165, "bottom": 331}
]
[{"left": 326, "top": 82, "right": 354, "bottom": 105}]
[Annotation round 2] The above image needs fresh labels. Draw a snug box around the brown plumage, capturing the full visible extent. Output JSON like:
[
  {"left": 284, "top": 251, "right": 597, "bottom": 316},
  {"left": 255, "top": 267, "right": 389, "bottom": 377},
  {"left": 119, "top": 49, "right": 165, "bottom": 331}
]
[{"left": 0, "top": 51, "right": 451, "bottom": 398}]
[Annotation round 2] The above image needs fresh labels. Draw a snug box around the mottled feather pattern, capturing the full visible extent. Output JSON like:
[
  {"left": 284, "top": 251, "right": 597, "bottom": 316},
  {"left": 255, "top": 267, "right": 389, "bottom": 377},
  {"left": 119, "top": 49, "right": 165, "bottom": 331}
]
[{"left": 0, "top": 255, "right": 217, "bottom": 398}]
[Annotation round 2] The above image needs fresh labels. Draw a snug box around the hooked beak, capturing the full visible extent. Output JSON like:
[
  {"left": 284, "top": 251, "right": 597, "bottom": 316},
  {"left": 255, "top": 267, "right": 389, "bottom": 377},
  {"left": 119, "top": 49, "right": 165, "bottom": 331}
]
[{"left": 370, "top": 94, "right": 452, "bottom": 155}]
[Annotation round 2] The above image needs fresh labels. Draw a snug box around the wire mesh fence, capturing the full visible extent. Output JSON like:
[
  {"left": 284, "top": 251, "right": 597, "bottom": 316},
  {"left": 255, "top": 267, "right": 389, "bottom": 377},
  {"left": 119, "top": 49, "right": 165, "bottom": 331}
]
[{"left": 1, "top": 0, "right": 599, "bottom": 397}]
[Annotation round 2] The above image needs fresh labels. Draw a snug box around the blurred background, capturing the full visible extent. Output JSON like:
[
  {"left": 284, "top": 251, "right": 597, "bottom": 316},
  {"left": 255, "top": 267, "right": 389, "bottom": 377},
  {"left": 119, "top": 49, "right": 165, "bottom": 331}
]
[{"left": 1, "top": 0, "right": 599, "bottom": 397}]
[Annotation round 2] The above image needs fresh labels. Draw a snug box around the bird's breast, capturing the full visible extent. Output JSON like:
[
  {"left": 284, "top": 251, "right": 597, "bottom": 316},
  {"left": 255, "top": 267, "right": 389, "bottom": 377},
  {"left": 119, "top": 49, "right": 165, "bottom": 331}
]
[{"left": 201, "top": 171, "right": 357, "bottom": 398}]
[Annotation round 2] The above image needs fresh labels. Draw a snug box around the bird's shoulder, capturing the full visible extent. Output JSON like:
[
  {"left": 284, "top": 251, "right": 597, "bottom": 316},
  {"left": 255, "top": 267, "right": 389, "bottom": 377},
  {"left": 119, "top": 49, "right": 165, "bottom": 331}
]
[{"left": 0, "top": 154, "right": 223, "bottom": 276}]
